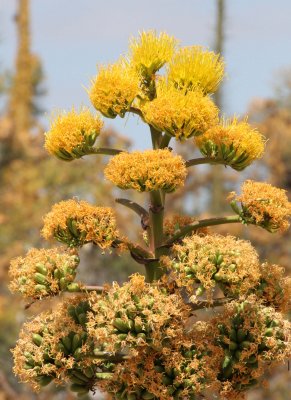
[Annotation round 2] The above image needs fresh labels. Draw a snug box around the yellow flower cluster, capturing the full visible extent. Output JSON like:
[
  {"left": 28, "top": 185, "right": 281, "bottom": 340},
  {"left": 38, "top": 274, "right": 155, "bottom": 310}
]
[
  {"left": 229, "top": 180, "right": 291, "bottom": 232},
  {"left": 9, "top": 248, "right": 80, "bottom": 299},
  {"left": 195, "top": 118, "right": 266, "bottom": 170},
  {"left": 87, "top": 274, "right": 190, "bottom": 354},
  {"left": 104, "top": 149, "right": 187, "bottom": 192},
  {"left": 212, "top": 300, "right": 291, "bottom": 399},
  {"left": 44, "top": 108, "right": 103, "bottom": 160},
  {"left": 167, "top": 46, "right": 224, "bottom": 94},
  {"left": 168, "top": 234, "right": 260, "bottom": 301},
  {"left": 42, "top": 199, "right": 118, "bottom": 248},
  {"left": 142, "top": 84, "right": 218, "bottom": 141},
  {"left": 129, "top": 30, "right": 177, "bottom": 77},
  {"left": 89, "top": 60, "right": 139, "bottom": 118}
]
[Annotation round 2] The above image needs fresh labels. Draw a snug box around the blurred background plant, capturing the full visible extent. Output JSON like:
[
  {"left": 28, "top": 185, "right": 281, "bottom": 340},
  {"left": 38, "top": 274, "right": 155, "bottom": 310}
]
[{"left": 0, "top": 0, "right": 290, "bottom": 399}]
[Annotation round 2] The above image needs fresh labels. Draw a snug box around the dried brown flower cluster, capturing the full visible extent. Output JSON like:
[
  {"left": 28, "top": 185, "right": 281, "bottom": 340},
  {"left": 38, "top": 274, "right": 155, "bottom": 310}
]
[
  {"left": 104, "top": 333, "right": 221, "bottom": 400},
  {"left": 11, "top": 31, "right": 291, "bottom": 400},
  {"left": 253, "top": 263, "right": 291, "bottom": 312},
  {"left": 42, "top": 199, "right": 118, "bottom": 248}
]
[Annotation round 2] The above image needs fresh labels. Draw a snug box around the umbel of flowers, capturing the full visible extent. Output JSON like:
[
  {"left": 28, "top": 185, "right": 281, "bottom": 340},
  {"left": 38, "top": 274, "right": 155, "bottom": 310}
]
[{"left": 10, "top": 31, "right": 291, "bottom": 400}]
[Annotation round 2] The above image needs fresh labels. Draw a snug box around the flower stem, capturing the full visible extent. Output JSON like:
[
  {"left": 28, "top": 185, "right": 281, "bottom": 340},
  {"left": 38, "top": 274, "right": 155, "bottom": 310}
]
[
  {"left": 160, "top": 133, "right": 172, "bottom": 149},
  {"left": 115, "top": 198, "right": 149, "bottom": 220},
  {"left": 87, "top": 147, "right": 124, "bottom": 156},
  {"left": 129, "top": 106, "right": 143, "bottom": 118},
  {"left": 186, "top": 157, "right": 220, "bottom": 167},
  {"left": 150, "top": 125, "right": 162, "bottom": 149},
  {"left": 189, "top": 297, "right": 233, "bottom": 311},
  {"left": 164, "top": 215, "right": 241, "bottom": 245}
]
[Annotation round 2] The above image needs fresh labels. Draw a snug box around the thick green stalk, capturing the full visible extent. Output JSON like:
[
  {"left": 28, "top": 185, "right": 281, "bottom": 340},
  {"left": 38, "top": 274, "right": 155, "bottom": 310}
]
[
  {"left": 145, "top": 190, "right": 165, "bottom": 282},
  {"left": 150, "top": 125, "right": 162, "bottom": 149},
  {"left": 160, "top": 133, "right": 172, "bottom": 149},
  {"left": 149, "top": 191, "right": 164, "bottom": 253}
]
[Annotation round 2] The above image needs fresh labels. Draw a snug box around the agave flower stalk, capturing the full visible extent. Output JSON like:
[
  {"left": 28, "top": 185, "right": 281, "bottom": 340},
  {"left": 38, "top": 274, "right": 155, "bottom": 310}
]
[{"left": 10, "top": 31, "right": 291, "bottom": 400}]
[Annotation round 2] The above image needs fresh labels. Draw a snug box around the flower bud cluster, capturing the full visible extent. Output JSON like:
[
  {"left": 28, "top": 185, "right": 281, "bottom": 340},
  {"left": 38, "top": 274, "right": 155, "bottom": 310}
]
[
  {"left": 12, "top": 296, "right": 116, "bottom": 396},
  {"left": 213, "top": 300, "right": 291, "bottom": 398},
  {"left": 168, "top": 234, "right": 260, "bottom": 301},
  {"left": 87, "top": 275, "right": 191, "bottom": 354},
  {"left": 9, "top": 248, "right": 80, "bottom": 299}
]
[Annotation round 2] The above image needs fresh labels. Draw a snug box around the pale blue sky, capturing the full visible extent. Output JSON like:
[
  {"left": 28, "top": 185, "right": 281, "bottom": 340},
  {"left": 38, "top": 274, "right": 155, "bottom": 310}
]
[{"left": 1, "top": 0, "right": 291, "bottom": 148}]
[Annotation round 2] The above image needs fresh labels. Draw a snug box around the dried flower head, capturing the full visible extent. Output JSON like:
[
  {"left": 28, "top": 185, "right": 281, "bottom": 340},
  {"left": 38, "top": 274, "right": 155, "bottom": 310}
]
[
  {"left": 9, "top": 248, "right": 80, "bottom": 299},
  {"left": 104, "top": 149, "right": 187, "bottom": 192},
  {"left": 252, "top": 263, "right": 291, "bottom": 312},
  {"left": 228, "top": 180, "right": 291, "bottom": 232},
  {"left": 169, "top": 234, "right": 260, "bottom": 301},
  {"left": 129, "top": 30, "right": 177, "bottom": 77},
  {"left": 195, "top": 118, "right": 266, "bottom": 171},
  {"left": 42, "top": 199, "right": 118, "bottom": 248},
  {"left": 212, "top": 300, "right": 291, "bottom": 399},
  {"left": 142, "top": 84, "right": 219, "bottom": 141},
  {"left": 105, "top": 336, "right": 221, "bottom": 400},
  {"left": 167, "top": 46, "right": 224, "bottom": 94},
  {"left": 89, "top": 60, "right": 139, "bottom": 118},
  {"left": 44, "top": 108, "right": 103, "bottom": 160},
  {"left": 87, "top": 274, "right": 190, "bottom": 354},
  {"left": 12, "top": 295, "right": 118, "bottom": 396},
  {"left": 12, "top": 295, "right": 95, "bottom": 392}
]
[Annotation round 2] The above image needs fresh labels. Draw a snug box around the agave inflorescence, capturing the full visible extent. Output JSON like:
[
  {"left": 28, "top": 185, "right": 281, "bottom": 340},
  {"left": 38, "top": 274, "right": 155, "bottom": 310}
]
[{"left": 10, "top": 31, "right": 291, "bottom": 400}]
